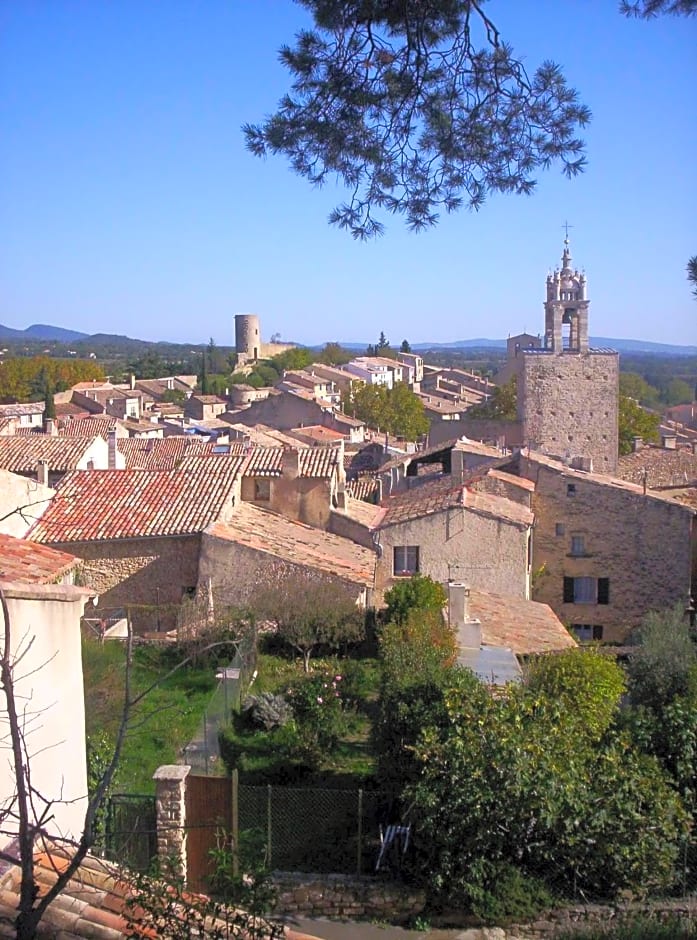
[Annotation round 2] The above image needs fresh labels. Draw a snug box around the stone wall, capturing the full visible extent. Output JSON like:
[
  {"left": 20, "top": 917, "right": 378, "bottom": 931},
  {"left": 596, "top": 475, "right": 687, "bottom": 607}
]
[
  {"left": 271, "top": 873, "right": 424, "bottom": 921},
  {"left": 519, "top": 455, "right": 694, "bottom": 643},
  {"left": 428, "top": 418, "right": 522, "bottom": 449},
  {"left": 198, "top": 531, "right": 365, "bottom": 608},
  {"left": 53, "top": 533, "right": 201, "bottom": 632},
  {"left": 520, "top": 351, "right": 619, "bottom": 475},
  {"left": 375, "top": 508, "right": 530, "bottom": 598}
]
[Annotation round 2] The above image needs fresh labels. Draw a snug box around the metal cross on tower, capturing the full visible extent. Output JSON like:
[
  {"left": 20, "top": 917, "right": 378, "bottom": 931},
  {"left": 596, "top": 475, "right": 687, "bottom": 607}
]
[{"left": 561, "top": 220, "right": 574, "bottom": 239}]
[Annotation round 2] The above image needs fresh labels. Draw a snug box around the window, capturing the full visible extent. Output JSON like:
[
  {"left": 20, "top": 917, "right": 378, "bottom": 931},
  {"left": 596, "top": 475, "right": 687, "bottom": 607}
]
[
  {"left": 555, "top": 523, "right": 565, "bottom": 536},
  {"left": 570, "top": 535, "right": 585, "bottom": 556},
  {"left": 563, "top": 577, "right": 609, "bottom": 605},
  {"left": 572, "top": 624, "right": 604, "bottom": 642},
  {"left": 393, "top": 545, "right": 419, "bottom": 576},
  {"left": 566, "top": 483, "right": 576, "bottom": 496},
  {"left": 254, "top": 478, "right": 271, "bottom": 501}
]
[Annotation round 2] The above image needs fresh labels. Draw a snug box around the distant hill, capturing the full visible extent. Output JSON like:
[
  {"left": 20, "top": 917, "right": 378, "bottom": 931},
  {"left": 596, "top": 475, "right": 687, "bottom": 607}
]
[
  {"left": 0, "top": 323, "right": 90, "bottom": 343},
  {"left": 411, "top": 337, "right": 697, "bottom": 356},
  {"left": 1, "top": 322, "right": 694, "bottom": 357}
]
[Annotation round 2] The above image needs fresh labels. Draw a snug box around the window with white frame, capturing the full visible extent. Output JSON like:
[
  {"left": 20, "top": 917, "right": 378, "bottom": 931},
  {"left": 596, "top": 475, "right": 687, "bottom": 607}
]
[{"left": 393, "top": 545, "right": 419, "bottom": 576}]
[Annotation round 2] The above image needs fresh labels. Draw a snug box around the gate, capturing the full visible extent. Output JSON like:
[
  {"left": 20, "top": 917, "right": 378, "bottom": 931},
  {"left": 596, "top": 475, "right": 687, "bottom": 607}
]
[
  {"left": 105, "top": 793, "right": 157, "bottom": 872},
  {"left": 185, "top": 774, "right": 231, "bottom": 892}
]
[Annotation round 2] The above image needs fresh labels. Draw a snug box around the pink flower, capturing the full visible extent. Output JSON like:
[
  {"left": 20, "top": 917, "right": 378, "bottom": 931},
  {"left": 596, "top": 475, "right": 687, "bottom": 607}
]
[
  {"left": 335, "top": 675, "right": 342, "bottom": 681},
  {"left": 317, "top": 696, "right": 323, "bottom": 704}
]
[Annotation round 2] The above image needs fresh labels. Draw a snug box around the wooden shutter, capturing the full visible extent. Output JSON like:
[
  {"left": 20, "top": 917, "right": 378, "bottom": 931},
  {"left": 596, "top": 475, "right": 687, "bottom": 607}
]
[{"left": 563, "top": 577, "right": 574, "bottom": 603}]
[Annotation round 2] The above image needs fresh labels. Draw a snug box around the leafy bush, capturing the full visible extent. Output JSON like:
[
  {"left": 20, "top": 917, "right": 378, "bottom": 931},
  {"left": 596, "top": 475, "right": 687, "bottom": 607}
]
[
  {"left": 287, "top": 671, "right": 346, "bottom": 769},
  {"left": 468, "top": 863, "right": 556, "bottom": 924},
  {"left": 383, "top": 574, "right": 447, "bottom": 625}
]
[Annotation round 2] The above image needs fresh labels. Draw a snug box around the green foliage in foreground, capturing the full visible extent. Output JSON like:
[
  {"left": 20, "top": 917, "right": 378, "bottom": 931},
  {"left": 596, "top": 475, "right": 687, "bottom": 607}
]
[
  {"left": 618, "top": 394, "right": 660, "bottom": 454},
  {"left": 402, "top": 650, "right": 687, "bottom": 913},
  {"left": 383, "top": 574, "right": 447, "bottom": 626}
]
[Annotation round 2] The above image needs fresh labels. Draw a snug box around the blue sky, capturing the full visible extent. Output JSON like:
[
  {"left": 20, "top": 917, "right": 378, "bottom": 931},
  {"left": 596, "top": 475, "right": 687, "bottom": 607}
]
[{"left": 1, "top": 1, "right": 695, "bottom": 347}]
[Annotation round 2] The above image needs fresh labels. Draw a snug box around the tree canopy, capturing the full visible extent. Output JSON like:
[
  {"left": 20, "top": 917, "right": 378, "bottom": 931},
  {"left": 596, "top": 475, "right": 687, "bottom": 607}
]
[
  {"left": 245, "top": 0, "right": 591, "bottom": 238},
  {"left": 618, "top": 393, "right": 660, "bottom": 454}
]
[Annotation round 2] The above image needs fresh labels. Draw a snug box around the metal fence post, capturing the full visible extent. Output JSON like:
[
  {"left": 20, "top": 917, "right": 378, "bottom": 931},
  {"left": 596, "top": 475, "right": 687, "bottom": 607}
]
[
  {"left": 357, "top": 788, "right": 363, "bottom": 876},
  {"left": 232, "top": 769, "right": 239, "bottom": 878},
  {"left": 267, "top": 784, "right": 272, "bottom": 868}
]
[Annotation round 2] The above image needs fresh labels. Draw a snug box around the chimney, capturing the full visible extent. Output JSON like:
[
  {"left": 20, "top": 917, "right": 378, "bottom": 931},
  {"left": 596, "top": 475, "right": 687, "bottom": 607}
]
[
  {"left": 107, "top": 429, "right": 117, "bottom": 469},
  {"left": 632, "top": 436, "right": 643, "bottom": 453},
  {"left": 45, "top": 418, "right": 58, "bottom": 436},
  {"left": 130, "top": 374, "right": 136, "bottom": 390},
  {"left": 451, "top": 447, "right": 465, "bottom": 480},
  {"left": 448, "top": 581, "right": 482, "bottom": 649},
  {"left": 36, "top": 460, "right": 49, "bottom": 487},
  {"left": 282, "top": 446, "right": 300, "bottom": 480},
  {"left": 661, "top": 434, "right": 677, "bottom": 450}
]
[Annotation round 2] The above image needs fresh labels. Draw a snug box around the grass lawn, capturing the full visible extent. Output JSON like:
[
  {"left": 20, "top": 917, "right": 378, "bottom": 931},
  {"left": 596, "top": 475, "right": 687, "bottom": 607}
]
[
  {"left": 219, "top": 651, "right": 381, "bottom": 785},
  {"left": 82, "top": 637, "right": 218, "bottom": 793}
]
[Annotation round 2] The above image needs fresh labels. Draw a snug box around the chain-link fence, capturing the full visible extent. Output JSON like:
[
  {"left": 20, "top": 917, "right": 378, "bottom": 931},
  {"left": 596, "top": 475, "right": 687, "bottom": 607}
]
[
  {"left": 181, "top": 636, "right": 257, "bottom": 774},
  {"left": 238, "top": 784, "right": 388, "bottom": 875}
]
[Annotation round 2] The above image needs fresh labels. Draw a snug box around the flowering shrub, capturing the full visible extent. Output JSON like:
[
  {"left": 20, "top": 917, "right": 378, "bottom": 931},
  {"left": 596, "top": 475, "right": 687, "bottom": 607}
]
[{"left": 287, "top": 671, "right": 345, "bottom": 768}]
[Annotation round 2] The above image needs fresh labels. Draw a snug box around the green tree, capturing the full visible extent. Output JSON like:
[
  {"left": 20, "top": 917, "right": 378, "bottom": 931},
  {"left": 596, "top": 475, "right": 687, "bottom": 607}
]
[
  {"left": 407, "top": 653, "right": 687, "bottom": 911},
  {"left": 43, "top": 378, "right": 56, "bottom": 421},
  {"left": 269, "top": 347, "right": 313, "bottom": 372},
  {"left": 618, "top": 394, "right": 660, "bottom": 454},
  {"left": 688, "top": 255, "right": 697, "bottom": 300},
  {"left": 400, "top": 339, "right": 411, "bottom": 354},
  {"left": 376, "top": 331, "right": 390, "bottom": 352},
  {"left": 383, "top": 574, "right": 447, "bottom": 625},
  {"left": 664, "top": 377, "right": 693, "bottom": 405},
  {"left": 200, "top": 349, "right": 210, "bottom": 395},
  {"left": 260, "top": 577, "right": 365, "bottom": 672},
  {"left": 317, "top": 341, "right": 350, "bottom": 365},
  {"left": 467, "top": 377, "right": 518, "bottom": 420},
  {"left": 385, "top": 381, "right": 429, "bottom": 440},
  {"left": 627, "top": 605, "right": 697, "bottom": 712},
  {"left": 244, "top": 2, "right": 591, "bottom": 238},
  {"left": 619, "top": 371, "right": 660, "bottom": 407}
]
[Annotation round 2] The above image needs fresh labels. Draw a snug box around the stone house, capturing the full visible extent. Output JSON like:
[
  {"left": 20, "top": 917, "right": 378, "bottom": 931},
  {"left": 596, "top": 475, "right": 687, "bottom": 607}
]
[
  {"left": 184, "top": 394, "right": 228, "bottom": 422},
  {"left": 342, "top": 473, "right": 534, "bottom": 599},
  {"left": 198, "top": 500, "right": 375, "bottom": 609},
  {"left": 240, "top": 444, "right": 344, "bottom": 530},
  {"left": 0, "top": 434, "right": 124, "bottom": 486},
  {"left": 0, "top": 537, "right": 92, "bottom": 843},
  {"left": 0, "top": 401, "right": 44, "bottom": 431},
  {"left": 513, "top": 450, "right": 696, "bottom": 643},
  {"left": 27, "top": 458, "right": 245, "bottom": 632},
  {"left": 72, "top": 385, "right": 144, "bottom": 421}
]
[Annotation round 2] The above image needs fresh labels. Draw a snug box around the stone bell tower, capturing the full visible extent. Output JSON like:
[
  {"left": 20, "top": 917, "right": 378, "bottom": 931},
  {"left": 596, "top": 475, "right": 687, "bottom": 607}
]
[
  {"left": 543, "top": 237, "right": 589, "bottom": 353},
  {"left": 519, "top": 238, "right": 619, "bottom": 474}
]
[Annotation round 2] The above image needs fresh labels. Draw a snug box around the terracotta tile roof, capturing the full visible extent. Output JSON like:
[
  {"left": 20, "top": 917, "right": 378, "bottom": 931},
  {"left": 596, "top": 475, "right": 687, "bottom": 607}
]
[
  {"left": 243, "top": 446, "right": 340, "bottom": 479},
  {"left": 616, "top": 444, "right": 697, "bottom": 489},
  {"left": 0, "top": 848, "right": 321, "bottom": 940},
  {"left": 207, "top": 503, "right": 375, "bottom": 586},
  {"left": 29, "top": 461, "right": 244, "bottom": 543},
  {"left": 289, "top": 425, "right": 345, "bottom": 443},
  {"left": 377, "top": 476, "right": 533, "bottom": 529},
  {"left": 485, "top": 468, "right": 536, "bottom": 492},
  {"left": 0, "top": 402, "right": 44, "bottom": 417},
  {"left": 60, "top": 417, "right": 119, "bottom": 438},
  {"left": 467, "top": 590, "right": 577, "bottom": 656},
  {"left": 0, "top": 533, "right": 78, "bottom": 583},
  {"left": 0, "top": 436, "right": 99, "bottom": 473},
  {"left": 346, "top": 475, "right": 380, "bottom": 502}
]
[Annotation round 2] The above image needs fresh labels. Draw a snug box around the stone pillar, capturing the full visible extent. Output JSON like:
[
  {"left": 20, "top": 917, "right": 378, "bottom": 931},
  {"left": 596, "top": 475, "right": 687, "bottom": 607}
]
[{"left": 153, "top": 765, "right": 191, "bottom": 881}]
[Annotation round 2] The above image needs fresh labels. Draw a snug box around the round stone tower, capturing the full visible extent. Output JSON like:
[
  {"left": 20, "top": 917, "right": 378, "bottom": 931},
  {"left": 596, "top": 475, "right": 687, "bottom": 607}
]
[{"left": 234, "top": 314, "right": 261, "bottom": 365}]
